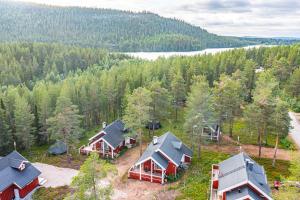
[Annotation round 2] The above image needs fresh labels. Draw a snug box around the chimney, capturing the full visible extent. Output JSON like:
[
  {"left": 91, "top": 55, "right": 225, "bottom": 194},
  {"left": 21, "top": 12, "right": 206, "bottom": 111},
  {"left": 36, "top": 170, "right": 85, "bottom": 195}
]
[
  {"left": 249, "top": 162, "right": 254, "bottom": 171},
  {"left": 245, "top": 159, "right": 254, "bottom": 171},
  {"left": 102, "top": 122, "right": 107, "bottom": 129},
  {"left": 153, "top": 136, "right": 158, "bottom": 145}
]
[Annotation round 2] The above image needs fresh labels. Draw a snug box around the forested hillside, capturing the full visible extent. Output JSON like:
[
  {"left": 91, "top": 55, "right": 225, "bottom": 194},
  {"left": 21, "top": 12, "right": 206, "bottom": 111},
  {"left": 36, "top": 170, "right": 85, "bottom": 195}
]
[
  {"left": 0, "top": 1, "right": 295, "bottom": 52},
  {"left": 1, "top": 42, "right": 300, "bottom": 156}
]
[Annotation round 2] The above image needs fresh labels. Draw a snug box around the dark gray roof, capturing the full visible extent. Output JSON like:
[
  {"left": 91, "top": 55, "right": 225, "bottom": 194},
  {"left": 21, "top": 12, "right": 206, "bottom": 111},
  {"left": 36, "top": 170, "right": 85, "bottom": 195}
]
[
  {"left": 135, "top": 132, "right": 192, "bottom": 168},
  {"left": 102, "top": 120, "right": 126, "bottom": 149},
  {"left": 226, "top": 185, "right": 263, "bottom": 200},
  {"left": 0, "top": 151, "right": 41, "bottom": 191},
  {"left": 48, "top": 140, "right": 67, "bottom": 155},
  {"left": 218, "top": 153, "right": 271, "bottom": 199}
]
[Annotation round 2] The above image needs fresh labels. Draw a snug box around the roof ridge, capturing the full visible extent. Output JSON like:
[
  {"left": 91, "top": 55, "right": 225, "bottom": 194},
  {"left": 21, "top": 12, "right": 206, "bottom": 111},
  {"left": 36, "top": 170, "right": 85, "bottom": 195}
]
[
  {"left": 241, "top": 153, "right": 249, "bottom": 182},
  {"left": 156, "top": 132, "right": 172, "bottom": 150}
]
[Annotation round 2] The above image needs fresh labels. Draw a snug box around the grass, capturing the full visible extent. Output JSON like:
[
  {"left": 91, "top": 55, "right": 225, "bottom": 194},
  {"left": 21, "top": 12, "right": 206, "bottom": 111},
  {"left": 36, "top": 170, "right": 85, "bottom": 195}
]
[
  {"left": 176, "top": 151, "right": 229, "bottom": 200},
  {"left": 32, "top": 186, "right": 72, "bottom": 200},
  {"left": 223, "top": 119, "right": 296, "bottom": 150},
  {"left": 20, "top": 125, "right": 103, "bottom": 169}
]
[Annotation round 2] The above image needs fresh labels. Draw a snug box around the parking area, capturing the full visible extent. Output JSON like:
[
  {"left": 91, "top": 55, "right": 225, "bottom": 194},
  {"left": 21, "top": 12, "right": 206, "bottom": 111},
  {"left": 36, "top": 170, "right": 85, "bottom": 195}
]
[{"left": 33, "top": 163, "right": 78, "bottom": 187}]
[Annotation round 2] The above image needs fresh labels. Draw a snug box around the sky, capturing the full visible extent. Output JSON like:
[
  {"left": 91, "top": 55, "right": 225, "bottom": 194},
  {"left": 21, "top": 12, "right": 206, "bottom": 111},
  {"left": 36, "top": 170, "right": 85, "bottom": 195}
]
[{"left": 17, "top": 0, "right": 300, "bottom": 38}]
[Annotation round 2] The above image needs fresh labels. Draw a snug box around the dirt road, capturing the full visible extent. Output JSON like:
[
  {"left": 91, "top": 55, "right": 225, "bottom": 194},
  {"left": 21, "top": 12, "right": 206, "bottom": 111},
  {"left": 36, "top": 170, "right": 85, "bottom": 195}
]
[
  {"left": 203, "top": 144, "right": 291, "bottom": 160},
  {"left": 289, "top": 112, "right": 300, "bottom": 149}
]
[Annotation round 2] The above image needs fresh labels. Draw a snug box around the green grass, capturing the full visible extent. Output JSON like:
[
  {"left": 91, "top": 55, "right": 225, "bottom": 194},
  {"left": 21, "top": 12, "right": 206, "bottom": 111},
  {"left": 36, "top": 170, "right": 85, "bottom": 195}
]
[
  {"left": 223, "top": 119, "right": 295, "bottom": 150},
  {"left": 254, "top": 157, "right": 291, "bottom": 181},
  {"left": 176, "top": 151, "right": 229, "bottom": 200},
  {"left": 32, "top": 186, "right": 71, "bottom": 200}
]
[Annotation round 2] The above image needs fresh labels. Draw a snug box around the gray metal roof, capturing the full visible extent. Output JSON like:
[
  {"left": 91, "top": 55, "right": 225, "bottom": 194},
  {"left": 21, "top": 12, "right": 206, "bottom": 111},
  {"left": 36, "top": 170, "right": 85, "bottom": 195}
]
[
  {"left": 218, "top": 152, "right": 271, "bottom": 199},
  {"left": 102, "top": 120, "right": 126, "bottom": 149},
  {"left": 135, "top": 132, "right": 193, "bottom": 168},
  {"left": 152, "top": 152, "right": 168, "bottom": 169},
  {"left": 226, "top": 185, "right": 263, "bottom": 200},
  {"left": 0, "top": 151, "right": 41, "bottom": 191}
]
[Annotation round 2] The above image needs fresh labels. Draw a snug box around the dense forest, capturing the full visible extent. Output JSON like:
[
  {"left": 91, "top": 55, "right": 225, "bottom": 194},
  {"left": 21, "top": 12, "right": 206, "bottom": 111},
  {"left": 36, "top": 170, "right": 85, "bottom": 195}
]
[
  {"left": 0, "top": 1, "right": 298, "bottom": 52},
  {"left": 0, "top": 42, "right": 300, "bottom": 156},
  {"left": 0, "top": 43, "right": 129, "bottom": 87}
]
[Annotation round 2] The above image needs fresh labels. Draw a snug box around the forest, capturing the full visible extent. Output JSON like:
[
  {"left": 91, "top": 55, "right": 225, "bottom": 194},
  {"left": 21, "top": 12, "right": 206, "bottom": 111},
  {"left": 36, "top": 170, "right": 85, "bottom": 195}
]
[
  {"left": 0, "top": 42, "right": 300, "bottom": 157},
  {"left": 0, "top": 1, "right": 298, "bottom": 52}
]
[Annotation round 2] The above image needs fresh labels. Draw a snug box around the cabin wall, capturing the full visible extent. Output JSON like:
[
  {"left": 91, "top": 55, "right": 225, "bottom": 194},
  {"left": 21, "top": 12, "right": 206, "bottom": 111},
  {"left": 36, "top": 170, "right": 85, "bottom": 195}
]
[
  {"left": 166, "top": 161, "right": 177, "bottom": 176},
  {"left": 114, "top": 145, "right": 123, "bottom": 154},
  {"left": 19, "top": 178, "right": 39, "bottom": 198},
  {"left": 89, "top": 132, "right": 105, "bottom": 145},
  {"left": 94, "top": 141, "right": 102, "bottom": 151},
  {"left": 0, "top": 185, "right": 15, "bottom": 200}
]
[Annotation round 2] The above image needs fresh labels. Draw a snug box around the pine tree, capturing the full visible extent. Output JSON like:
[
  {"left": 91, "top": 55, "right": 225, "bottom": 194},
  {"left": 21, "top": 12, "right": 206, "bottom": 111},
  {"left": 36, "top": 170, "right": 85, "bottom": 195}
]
[
  {"left": 213, "top": 74, "right": 243, "bottom": 137},
  {"left": 184, "top": 76, "right": 215, "bottom": 158},
  {"left": 272, "top": 99, "right": 291, "bottom": 167},
  {"left": 0, "top": 100, "right": 12, "bottom": 155},
  {"left": 170, "top": 70, "right": 186, "bottom": 121},
  {"left": 148, "top": 81, "right": 170, "bottom": 134},
  {"left": 244, "top": 71, "right": 279, "bottom": 157},
  {"left": 123, "top": 87, "right": 151, "bottom": 156},
  {"left": 47, "top": 95, "right": 83, "bottom": 154}
]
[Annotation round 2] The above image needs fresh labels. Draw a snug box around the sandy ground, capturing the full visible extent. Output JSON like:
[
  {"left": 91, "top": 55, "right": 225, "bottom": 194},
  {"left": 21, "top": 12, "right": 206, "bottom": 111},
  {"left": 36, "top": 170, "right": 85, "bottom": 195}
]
[
  {"left": 203, "top": 144, "right": 291, "bottom": 160},
  {"left": 33, "top": 163, "right": 78, "bottom": 187},
  {"left": 111, "top": 144, "right": 179, "bottom": 200}
]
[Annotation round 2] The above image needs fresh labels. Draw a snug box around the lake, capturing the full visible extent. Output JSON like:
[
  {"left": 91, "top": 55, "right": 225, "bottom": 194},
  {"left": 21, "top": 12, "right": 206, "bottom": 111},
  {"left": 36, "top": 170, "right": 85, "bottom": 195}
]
[{"left": 125, "top": 45, "right": 274, "bottom": 60}]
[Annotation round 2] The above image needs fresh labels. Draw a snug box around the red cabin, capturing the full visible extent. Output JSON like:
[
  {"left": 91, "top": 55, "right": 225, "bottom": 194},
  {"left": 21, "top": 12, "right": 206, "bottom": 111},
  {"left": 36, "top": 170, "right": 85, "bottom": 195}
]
[
  {"left": 128, "top": 132, "right": 192, "bottom": 184},
  {"left": 79, "top": 120, "right": 136, "bottom": 159},
  {"left": 0, "top": 151, "right": 41, "bottom": 200},
  {"left": 210, "top": 152, "right": 272, "bottom": 200}
]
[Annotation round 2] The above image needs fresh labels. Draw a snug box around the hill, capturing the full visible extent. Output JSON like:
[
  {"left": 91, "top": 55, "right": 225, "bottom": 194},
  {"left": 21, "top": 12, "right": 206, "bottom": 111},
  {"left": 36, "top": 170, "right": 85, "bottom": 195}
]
[{"left": 0, "top": 1, "right": 294, "bottom": 52}]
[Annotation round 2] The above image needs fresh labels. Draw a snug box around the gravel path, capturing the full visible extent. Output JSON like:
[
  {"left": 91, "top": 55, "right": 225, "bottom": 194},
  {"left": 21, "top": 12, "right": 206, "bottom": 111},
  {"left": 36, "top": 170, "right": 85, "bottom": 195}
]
[
  {"left": 289, "top": 112, "right": 300, "bottom": 149},
  {"left": 33, "top": 163, "right": 78, "bottom": 187}
]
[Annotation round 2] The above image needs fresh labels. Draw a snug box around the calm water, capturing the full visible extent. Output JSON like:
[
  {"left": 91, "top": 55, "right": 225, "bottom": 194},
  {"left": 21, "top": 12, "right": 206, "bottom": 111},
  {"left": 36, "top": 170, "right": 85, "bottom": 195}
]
[{"left": 125, "top": 45, "right": 273, "bottom": 60}]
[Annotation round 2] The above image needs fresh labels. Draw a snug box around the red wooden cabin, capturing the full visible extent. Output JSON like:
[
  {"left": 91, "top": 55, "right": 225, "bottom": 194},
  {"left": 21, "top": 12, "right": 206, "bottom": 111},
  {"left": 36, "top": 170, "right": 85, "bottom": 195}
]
[
  {"left": 128, "top": 132, "right": 192, "bottom": 184},
  {"left": 79, "top": 120, "right": 136, "bottom": 159},
  {"left": 0, "top": 151, "right": 41, "bottom": 200},
  {"left": 210, "top": 152, "right": 272, "bottom": 200}
]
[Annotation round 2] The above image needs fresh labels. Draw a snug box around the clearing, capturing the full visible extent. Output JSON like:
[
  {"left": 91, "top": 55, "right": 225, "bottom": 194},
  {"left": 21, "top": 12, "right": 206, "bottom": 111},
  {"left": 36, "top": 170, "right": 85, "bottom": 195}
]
[
  {"left": 111, "top": 144, "right": 179, "bottom": 200},
  {"left": 33, "top": 163, "right": 78, "bottom": 187}
]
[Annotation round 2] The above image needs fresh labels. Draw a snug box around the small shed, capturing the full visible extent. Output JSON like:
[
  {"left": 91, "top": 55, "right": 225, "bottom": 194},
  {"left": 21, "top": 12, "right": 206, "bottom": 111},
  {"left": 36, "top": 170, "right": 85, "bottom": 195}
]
[
  {"left": 48, "top": 140, "right": 67, "bottom": 155},
  {"left": 146, "top": 120, "right": 161, "bottom": 130}
]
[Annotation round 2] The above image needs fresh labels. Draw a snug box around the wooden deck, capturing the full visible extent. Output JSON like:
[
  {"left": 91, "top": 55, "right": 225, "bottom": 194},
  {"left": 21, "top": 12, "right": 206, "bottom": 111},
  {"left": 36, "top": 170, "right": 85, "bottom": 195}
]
[{"left": 128, "top": 170, "right": 163, "bottom": 184}]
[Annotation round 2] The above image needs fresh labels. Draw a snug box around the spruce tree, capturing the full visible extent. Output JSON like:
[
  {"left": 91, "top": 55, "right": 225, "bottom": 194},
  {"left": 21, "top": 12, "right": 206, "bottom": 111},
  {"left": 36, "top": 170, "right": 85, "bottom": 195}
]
[{"left": 14, "top": 95, "right": 35, "bottom": 150}]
